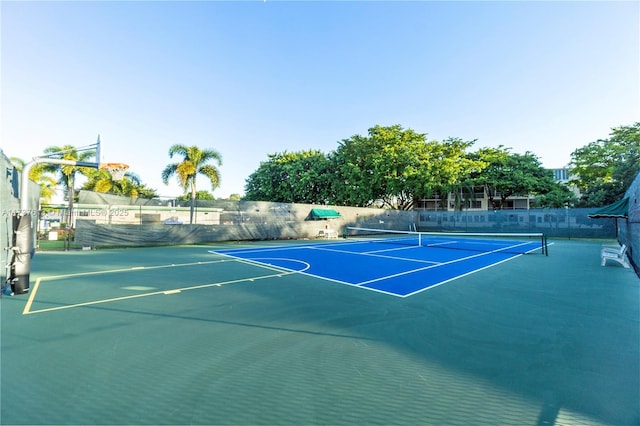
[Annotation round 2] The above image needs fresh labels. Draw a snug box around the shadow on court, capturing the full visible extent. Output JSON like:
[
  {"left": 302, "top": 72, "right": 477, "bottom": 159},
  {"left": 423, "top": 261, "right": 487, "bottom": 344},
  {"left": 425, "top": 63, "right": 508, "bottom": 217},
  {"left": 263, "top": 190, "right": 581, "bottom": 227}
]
[{"left": 1, "top": 240, "right": 638, "bottom": 425}]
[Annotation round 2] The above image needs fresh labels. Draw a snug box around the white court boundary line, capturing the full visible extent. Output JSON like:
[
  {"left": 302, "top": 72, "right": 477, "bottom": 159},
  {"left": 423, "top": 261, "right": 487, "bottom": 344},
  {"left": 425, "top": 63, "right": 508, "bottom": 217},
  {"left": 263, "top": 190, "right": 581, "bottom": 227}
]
[
  {"left": 209, "top": 241, "right": 546, "bottom": 298},
  {"left": 23, "top": 258, "right": 296, "bottom": 315},
  {"left": 307, "top": 244, "right": 441, "bottom": 265}
]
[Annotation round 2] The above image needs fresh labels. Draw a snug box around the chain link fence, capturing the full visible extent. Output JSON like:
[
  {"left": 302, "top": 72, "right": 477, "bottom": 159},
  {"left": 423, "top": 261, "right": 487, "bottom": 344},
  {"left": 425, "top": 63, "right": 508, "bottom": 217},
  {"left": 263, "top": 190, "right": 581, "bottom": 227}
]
[
  {"left": 66, "top": 191, "right": 416, "bottom": 248},
  {"left": 617, "top": 172, "right": 639, "bottom": 272},
  {"left": 417, "top": 208, "right": 618, "bottom": 239},
  {"left": 33, "top": 190, "right": 629, "bottom": 252}
]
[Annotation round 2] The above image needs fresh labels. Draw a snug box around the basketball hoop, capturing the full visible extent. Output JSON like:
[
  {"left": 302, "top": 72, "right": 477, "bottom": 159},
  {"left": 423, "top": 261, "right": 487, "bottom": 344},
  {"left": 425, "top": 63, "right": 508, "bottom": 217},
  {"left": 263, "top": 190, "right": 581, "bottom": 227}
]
[{"left": 100, "top": 163, "right": 129, "bottom": 181}]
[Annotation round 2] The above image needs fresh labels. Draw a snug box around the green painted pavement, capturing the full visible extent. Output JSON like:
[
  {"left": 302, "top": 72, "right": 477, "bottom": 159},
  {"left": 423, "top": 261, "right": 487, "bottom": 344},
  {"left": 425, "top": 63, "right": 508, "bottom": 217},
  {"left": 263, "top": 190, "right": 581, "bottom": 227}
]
[{"left": 1, "top": 240, "right": 638, "bottom": 425}]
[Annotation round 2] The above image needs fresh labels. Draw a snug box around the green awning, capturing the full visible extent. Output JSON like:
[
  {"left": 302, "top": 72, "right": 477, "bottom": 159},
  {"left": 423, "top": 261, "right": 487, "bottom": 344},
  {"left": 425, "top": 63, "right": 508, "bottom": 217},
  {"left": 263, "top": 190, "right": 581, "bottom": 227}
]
[
  {"left": 306, "top": 208, "right": 341, "bottom": 220},
  {"left": 588, "top": 197, "right": 629, "bottom": 219}
]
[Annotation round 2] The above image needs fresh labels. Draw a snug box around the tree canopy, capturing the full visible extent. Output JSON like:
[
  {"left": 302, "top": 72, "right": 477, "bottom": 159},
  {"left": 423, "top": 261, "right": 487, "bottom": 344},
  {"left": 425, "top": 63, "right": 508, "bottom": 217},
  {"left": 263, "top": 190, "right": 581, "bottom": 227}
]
[
  {"left": 176, "top": 190, "right": 215, "bottom": 201},
  {"left": 469, "top": 147, "right": 557, "bottom": 209},
  {"left": 245, "top": 125, "right": 485, "bottom": 209},
  {"left": 244, "top": 150, "right": 333, "bottom": 204},
  {"left": 243, "top": 125, "right": 556, "bottom": 209},
  {"left": 244, "top": 122, "right": 636, "bottom": 210},
  {"left": 570, "top": 122, "right": 640, "bottom": 207},
  {"left": 329, "top": 125, "right": 485, "bottom": 209},
  {"left": 81, "top": 169, "right": 158, "bottom": 199},
  {"left": 12, "top": 147, "right": 158, "bottom": 205},
  {"left": 38, "top": 145, "right": 96, "bottom": 226}
]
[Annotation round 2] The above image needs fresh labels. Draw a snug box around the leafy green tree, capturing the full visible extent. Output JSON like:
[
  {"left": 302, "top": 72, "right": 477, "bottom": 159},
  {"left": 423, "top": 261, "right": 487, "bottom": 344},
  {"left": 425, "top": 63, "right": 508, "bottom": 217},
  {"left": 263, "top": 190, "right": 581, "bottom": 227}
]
[
  {"left": 327, "top": 134, "right": 381, "bottom": 207},
  {"left": 570, "top": 122, "right": 640, "bottom": 206},
  {"left": 330, "top": 126, "right": 484, "bottom": 209},
  {"left": 176, "top": 190, "right": 214, "bottom": 201},
  {"left": 10, "top": 157, "right": 57, "bottom": 204},
  {"left": 428, "top": 137, "right": 487, "bottom": 211},
  {"left": 576, "top": 182, "right": 621, "bottom": 207},
  {"left": 244, "top": 125, "right": 485, "bottom": 209},
  {"left": 531, "top": 184, "right": 578, "bottom": 208},
  {"left": 129, "top": 185, "right": 158, "bottom": 199},
  {"left": 161, "top": 145, "right": 222, "bottom": 224},
  {"left": 471, "top": 147, "right": 556, "bottom": 209},
  {"left": 244, "top": 150, "right": 334, "bottom": 204}
]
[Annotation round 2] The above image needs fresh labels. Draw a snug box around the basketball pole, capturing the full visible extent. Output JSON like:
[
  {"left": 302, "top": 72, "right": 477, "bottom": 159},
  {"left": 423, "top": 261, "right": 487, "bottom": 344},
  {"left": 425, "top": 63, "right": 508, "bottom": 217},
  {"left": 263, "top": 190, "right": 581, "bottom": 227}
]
[{"left": 10, "top": 136, "right": 103, "bottom": 294}]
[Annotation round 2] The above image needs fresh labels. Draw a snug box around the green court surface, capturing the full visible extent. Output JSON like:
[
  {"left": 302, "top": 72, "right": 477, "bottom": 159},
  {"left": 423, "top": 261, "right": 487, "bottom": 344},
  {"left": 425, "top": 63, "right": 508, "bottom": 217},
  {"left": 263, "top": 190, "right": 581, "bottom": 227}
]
[{"left": 1, "top": 239, "right": 638, "bottom": 425}]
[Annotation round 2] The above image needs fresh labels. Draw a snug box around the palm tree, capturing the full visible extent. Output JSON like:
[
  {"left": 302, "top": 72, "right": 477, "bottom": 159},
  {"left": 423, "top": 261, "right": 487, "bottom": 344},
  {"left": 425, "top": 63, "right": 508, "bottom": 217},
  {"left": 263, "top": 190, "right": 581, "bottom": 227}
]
[
  {"left": 82, "top": 169, "right": 158, "bottom": 198},
  {"left": 40, "top": 145, "right": 96, "bottom": 227},
  {"left": 10, "top": 158, "right": 58, "bottom": 204},
  {"left": 161, "top": 144, "right": 222, "bottom": 224}
]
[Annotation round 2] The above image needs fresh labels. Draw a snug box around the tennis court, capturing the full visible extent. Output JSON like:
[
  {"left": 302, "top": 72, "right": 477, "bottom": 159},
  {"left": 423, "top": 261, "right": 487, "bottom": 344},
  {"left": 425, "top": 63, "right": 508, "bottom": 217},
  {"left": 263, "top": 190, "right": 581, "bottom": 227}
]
[
  {"left": 2, "top": 238, "right": 639, "bottom": 425},
  {"left": 210, "top": 229, "right": 547, "bottom": 297}
]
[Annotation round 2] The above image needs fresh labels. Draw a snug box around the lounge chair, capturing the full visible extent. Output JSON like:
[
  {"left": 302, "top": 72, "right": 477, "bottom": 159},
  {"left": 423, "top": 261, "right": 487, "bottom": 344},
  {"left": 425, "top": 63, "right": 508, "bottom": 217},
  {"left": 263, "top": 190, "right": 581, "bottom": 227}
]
[
  {"left": 601, "top": 244, "right": 630, "bottom": 268},
  {"left": 317, "top": 228, "right": 338, "bottom": 239}
]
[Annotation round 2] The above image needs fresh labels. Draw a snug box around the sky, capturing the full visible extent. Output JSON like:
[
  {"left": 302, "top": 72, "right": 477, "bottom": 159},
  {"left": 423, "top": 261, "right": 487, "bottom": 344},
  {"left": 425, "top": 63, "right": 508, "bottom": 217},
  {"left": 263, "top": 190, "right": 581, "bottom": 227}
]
[{"left": 1, "top": 1, "right": 638, "bottom": 200}]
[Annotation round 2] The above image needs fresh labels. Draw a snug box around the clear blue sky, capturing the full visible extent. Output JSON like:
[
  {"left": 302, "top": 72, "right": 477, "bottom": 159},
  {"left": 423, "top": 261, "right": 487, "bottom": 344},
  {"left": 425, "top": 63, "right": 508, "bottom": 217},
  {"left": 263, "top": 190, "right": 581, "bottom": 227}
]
[{"left": 2, "top": 1, "right": 638, "bottom": 199}]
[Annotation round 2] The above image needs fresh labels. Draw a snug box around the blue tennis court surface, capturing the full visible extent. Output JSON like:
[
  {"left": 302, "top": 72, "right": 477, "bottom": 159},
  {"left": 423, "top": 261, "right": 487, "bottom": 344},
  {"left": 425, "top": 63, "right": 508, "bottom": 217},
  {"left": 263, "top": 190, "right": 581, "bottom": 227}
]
[{"left": 209, "top": 236, "right": 544, "bottom": 297}]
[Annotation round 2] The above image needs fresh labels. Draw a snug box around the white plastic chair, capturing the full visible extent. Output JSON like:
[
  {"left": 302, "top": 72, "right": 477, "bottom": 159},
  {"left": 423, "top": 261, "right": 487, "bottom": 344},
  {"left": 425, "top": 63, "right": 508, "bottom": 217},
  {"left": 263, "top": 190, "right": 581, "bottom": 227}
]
[
  {"left": 601, "top": 244, "right": 630, "bottom": 268},
  {"left": 317, "top": 229, "right": 338, "bottom": 239}
]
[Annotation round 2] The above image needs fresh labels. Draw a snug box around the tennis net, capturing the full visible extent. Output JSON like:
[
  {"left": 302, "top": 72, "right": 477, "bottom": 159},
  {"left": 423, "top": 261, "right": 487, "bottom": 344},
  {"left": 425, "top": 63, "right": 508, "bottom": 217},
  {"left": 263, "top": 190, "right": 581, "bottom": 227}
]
[{"left": 345, "top": 227, "right": 548, "bottom": 255}]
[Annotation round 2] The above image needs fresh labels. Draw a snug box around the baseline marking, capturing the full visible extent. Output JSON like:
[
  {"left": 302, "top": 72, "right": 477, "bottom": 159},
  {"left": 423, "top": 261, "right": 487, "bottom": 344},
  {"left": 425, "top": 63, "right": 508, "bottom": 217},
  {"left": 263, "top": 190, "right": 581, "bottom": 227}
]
[
  {"left": 23, "top": 259, "right": 294, "bottom": 315},
  {"left": 401, "top": 253, "right": 527, "bottom": 298},
  {"left": 23, "top": 259, "right": 230, "bottom": 314},
  {"left": 356, "top": 245, "right": 526, "bottom": 286}
]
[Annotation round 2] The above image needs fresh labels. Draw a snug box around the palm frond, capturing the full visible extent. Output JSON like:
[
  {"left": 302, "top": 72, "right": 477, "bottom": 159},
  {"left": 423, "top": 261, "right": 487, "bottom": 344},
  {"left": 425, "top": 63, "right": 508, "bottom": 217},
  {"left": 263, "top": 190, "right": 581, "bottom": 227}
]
[
  {"left": 124, "top": 171, "right": 142, "bottom": 185},
  {"left": 161, "top": 164, "right": 179, "bottom": 184},
  {"left": 168, "top": 144, "right": 189, "bottom": 159},
  {"left": 199, "top": 164, "right": 221, "bottom": 189},
  {"left": 200, "top": 149, "right": 223, "bottom": 166},
  {"left": 163, "top": 145, "right": 223, "bottom": 196}
]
